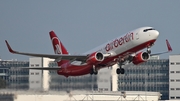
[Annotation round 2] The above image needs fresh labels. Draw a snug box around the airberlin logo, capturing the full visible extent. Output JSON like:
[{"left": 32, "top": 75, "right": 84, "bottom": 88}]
[
  {"left": 52, "top": 37, "right": 62, "bottom": 54},
  {"left": 55, "top": 44, "right": 62, "bottom": 54},
  {"left": 105, "top": 33, "right": 134, "bottom": 51}
]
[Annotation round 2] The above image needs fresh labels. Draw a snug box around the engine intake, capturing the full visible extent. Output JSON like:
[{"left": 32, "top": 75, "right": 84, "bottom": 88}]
[
  {"left": 86, "top": 52, "right": 104, "bottom": 64},
  {"left": 132, "top": 52, "right": 150, "bottom": 65}
]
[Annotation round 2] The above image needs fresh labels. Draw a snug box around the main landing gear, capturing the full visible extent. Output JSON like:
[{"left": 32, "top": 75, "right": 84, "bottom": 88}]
[
  {"left": 116, "top": 65, "right": 125, "bottom": 74},
  {"left": 90, "top": 65, "right": 98, "bottom": 75},
  {"left": 115, "top": 58, "right": 125, "bottom": 74}
]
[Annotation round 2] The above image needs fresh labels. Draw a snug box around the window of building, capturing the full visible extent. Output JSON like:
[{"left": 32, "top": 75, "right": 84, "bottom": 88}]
[
  {"left": 171, "top": 62, "right": 175, "bottom": 65},
  {"left": 176, "top": 79, "right": 180, "bottom": 82},
  {"left": 176, "top": 71, "right": 180, "bottom": 73},
  {"left": 35, "top": 64, "right": 39, "bottom": 67},
  {"left": 176, "top": 88, "right": 180, "bottom": 90},
  {"left": 31, "top": 64, "right": 34, "bottom": 67},
  {"left": 176, "top": 62, "right": 180, "bottom": 65},
  {"left": 36, "top": 81, "right": 39, "bottom": 83},
  {"left": 176, "top": 97, "right": 180, "bottom": 99},
  {"left": 171, "top": 96, "right": 175, "bottom": 99},
  {"left": 170, "top": 71, "right": 175, "bottom": 73},
  {"left": 170, "top": 79, "right": 175, "bottom": 82},
  {"left": 170, "top": 88, "right": 175, "bottom": 90},
  {"left": 35, "top": 72, "right": 39, "bottom": 75},
  {"left": 31, "top": 73, "right": 34, "bottom": 75},
  {"left": 31, "top": 81, "right": 34, "bottom": 83}
]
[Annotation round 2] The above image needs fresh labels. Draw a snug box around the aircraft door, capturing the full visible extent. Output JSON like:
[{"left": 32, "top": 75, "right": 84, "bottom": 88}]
[{"left": 136, "top": 33, "right": 139, "bottom": 40}]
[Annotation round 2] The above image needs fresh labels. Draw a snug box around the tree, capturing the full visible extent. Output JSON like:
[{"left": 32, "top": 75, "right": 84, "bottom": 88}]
[{"left": 0, "top": 77, "right": 6, "bottom": 88}]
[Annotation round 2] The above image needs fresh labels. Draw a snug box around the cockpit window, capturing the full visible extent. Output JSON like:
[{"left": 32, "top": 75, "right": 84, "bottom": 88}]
[{"left": 143, "top": 28, "right": 155, "bottom": 32}]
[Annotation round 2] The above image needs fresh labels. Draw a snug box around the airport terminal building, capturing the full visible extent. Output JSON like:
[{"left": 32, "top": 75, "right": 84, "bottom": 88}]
[
  {"left": 1, "top": 54, "right": 180, "bottom": 100},
  {"left": 118, "top": 59, "right": 169, "bottom": 100},
  {"left": 169, "top": 55, "right": 180, "bottom": 100},
  {"left": 0, "top": 60, "right": 29, "bottom": 90}
]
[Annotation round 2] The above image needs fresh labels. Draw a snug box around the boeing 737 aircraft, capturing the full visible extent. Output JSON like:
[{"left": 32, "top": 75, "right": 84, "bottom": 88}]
[{"left": 5, "top": 27, "right": 172, "bottom": 77}]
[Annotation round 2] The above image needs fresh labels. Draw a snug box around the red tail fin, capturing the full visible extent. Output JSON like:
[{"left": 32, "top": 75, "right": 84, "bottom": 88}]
[
  {"left": 49, "top": 31, "right": 68, "bottom": 54},
  {"left": 49, "top": 31, "right": 69, "bottom": 66}
]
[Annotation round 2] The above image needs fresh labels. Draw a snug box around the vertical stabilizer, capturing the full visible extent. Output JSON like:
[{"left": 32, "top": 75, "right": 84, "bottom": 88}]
[{"left": 49, "top": 31, "right": 69, "bottom": 66}]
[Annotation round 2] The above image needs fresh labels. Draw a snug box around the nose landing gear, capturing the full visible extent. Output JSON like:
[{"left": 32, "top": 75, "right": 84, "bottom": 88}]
[
  {"left": 147, "top": 48, "right": 151, "bottom": 54},
  {"left": 147, "top": 43, "right": 154, "bottom": 54}
]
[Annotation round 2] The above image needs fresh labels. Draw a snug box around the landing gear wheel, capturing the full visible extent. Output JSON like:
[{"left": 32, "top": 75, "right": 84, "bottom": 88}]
[
  {"left": 120, "top": 68, "right": 125, "bottom": 74},
  {"left": 94, "top": 71, "right": 98, "bottom": 75},
  {"left": 116, "top": 68, "right": 125, "bottom": 74},
  {"left": 116, "top": 68, "right": 121, "bottom": 74}
]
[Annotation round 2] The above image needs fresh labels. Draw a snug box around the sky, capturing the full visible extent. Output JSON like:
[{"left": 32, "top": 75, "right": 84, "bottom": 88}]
[{"left": 0, "top": 1, "right": 180, "bottom": 61}]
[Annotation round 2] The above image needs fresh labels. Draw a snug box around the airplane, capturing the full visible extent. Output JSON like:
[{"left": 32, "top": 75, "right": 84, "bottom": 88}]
[{"left": 5, "top": 27, "right": 172, "bottom": 77}]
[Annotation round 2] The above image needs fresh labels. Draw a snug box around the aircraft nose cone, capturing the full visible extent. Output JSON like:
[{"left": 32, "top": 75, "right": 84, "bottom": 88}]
[{"left": 152, "top": 30, "right": 159, "bottom": 39}]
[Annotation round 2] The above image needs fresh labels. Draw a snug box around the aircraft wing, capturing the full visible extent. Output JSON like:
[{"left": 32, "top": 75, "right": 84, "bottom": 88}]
[
  {"left": 5, "top": 40, "right": 87, "bottom": 61},
  {"left": 151, "top": 39, "right": 172, "bottom": 56},
  {"left": 22, "top": 67, "right": 61, "bottom": 70}
]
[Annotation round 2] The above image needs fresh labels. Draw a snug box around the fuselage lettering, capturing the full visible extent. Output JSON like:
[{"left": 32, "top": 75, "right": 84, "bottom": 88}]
[{"left": 105, "top": 32, "right": 134, "bottom": 51}]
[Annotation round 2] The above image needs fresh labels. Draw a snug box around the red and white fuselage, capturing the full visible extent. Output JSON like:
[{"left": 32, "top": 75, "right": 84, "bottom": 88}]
[
  {"left": 5, "top": 27, "right": 172, "bottom": 77},
  {"left": 57, "top": 27, "right": 159, "bottom": 76}
]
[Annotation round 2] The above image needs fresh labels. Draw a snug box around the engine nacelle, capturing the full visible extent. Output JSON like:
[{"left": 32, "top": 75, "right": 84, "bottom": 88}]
[
  {"left": 86, "top": 52, "right": 104, "bottom": 64},
  {"left": 132, "top": 52, "right": 150, "bottom": 65}
]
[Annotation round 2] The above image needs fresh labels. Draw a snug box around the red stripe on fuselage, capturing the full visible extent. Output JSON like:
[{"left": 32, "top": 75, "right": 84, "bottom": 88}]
[{"left": 57, "top": 39, "right": 156, "bottom": 77}]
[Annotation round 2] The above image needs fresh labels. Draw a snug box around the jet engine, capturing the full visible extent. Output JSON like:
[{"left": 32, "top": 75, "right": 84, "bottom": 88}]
[
  {"left": 86, "top": 52, "right": 104, "bottom": 64},
  {"left": 132, "top": 52, "right": 150, "bottom": 65}
]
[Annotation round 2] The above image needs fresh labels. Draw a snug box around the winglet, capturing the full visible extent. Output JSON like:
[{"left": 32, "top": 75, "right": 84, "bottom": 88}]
[
  {"left": 166, "top": 39, "right": 172, "bottom": 52},
  {"left": 150, "top": 39, "right": 172, "bottom": 56},
  {"left": 5, "top": 40, "right": 16, "bottom": 53}
]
